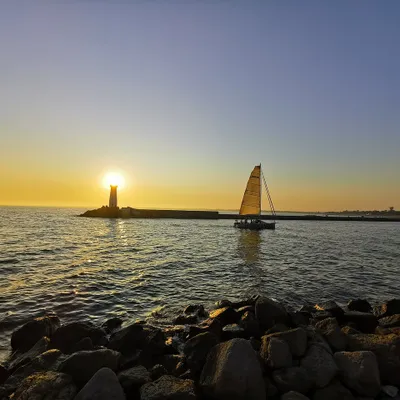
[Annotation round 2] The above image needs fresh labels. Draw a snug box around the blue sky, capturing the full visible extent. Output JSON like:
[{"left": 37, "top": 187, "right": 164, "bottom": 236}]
[{"left": 0, "top": 0, "right": 399, "bottom": 210}]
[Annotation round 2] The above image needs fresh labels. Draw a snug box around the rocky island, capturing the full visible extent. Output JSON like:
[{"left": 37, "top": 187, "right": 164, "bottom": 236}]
[{"left": 1, "top": 296, "right": 400, "bottom": 399}]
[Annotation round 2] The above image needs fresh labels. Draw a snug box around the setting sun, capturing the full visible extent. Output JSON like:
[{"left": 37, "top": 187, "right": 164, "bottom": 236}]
[{"left": 102, "top": 172, "right": 125, "bottom": 189}]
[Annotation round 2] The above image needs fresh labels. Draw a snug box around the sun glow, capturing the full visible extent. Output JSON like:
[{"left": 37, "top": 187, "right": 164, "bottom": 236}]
[{"left": 102, "top": 172, "right": 125, "bottom": 189}]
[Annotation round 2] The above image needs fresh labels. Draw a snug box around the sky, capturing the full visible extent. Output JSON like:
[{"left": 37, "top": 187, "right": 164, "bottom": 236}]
[{"left": 0, "top": 0, "right": 399, "bottom": 211}]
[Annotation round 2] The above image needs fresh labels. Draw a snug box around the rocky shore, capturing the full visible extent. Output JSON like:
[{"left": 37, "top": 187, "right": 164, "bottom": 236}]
[{"left": 1, "top": 296, "right": 400, "bottom": 399}]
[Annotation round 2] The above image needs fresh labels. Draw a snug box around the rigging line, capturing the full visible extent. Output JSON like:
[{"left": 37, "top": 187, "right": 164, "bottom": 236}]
[{"left": 261, "top": 169, "right": 276, "bottom": 219}]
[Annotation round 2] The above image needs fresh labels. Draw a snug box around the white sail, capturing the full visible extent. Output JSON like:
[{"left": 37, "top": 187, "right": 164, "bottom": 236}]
[{"left": 239, "top": 165, "right": 261, "bottom": 215}]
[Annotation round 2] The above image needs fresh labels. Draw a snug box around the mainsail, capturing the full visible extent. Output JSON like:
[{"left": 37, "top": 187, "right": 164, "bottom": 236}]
[{"left": 239, "top": 165, "right": 261, "bottom": 215}]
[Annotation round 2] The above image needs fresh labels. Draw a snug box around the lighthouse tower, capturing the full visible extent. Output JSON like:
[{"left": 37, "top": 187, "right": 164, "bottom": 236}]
[{"left": 109, "top": 185, "right": 118, "bottom": 208}]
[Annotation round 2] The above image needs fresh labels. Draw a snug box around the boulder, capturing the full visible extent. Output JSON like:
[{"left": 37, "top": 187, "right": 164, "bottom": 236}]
[
  {"left": 381, "top": 385, "right": 399, "bottom": 397},
  {"left": 300, "top": 343, "right": 338, "bottom": 388},
  {"left": 0, "top": 364, "right": 8, "bottom": 385},
  {"left": 75, "top": 367, "right": 125, "bottom": 400},
  {"left": 315, "top": 318, "right": 347, "bottom": 351},
  {"left": 340, "top": 312, "right": 378, "bottom": 333},
  {"left": 183, "top": 332, "right": 219, "bottom": 375},
  {"left": 221, "top": 324, "right": 246, "bottom": 340},
  {"left": 255, "top": 297, "right": 288, "bottom": 329},
  {"left": 200, "top": 338, "right": 265, "bottom": 399},
  {"left": 313, "top": 379, "right": 355, "bottom": 400},
  {"left": 101, "top": 317, "right": 123, "bottom": 334},
  {"left": 71, "top": 337, "right": 94, "bottom": 353},
  {"left": 376, "top": 299, "right": 400, "bottom": 318},
  {"left": 157, "top": 354, "right": 184, "bottom": 375},
  {"left": 11, "top": 371, "right": 77, "bottom": 400},
  {"left": 58, "top": 349, "right": 120, "bottom": 385},
  {"left": 379, "top": 315, "right": 400, "bottom": 329},
  {"left": 347, "top": 299, "right": 372, "bottom": 313},
  {"left": 261, "top": 337, "right": 292, "bottom": 369},
  {"left": 239, "top": 311, "right": 261, "bottom": 338},
  {"left": 118, "top": 365, "right": 150, "bottom": 392},
  {"left": 261, "top": 328, "right": 308, "bottom": 357},
  {"left": 173, "top": 315, "right": 198, "bottom": 325},
  {"left": 272, "top": 366, "right": 313, "bottom": 394},
  {"left": 282, "top": 391, "right": 310, "bottom": 400},
  {"left": 346, "top": 333, "right": 400, "bottom": 385},
  {"left": 314, "top": 301, "right": 344, "bottom": 317},
  {"left": 266, "top": 323, "right": 290, "bottom": 335},
  {"left": 342, "top": 326, "right": 361, "bottom": 335},
  {"left": 334, "top": 351, "right": 380, "bottom": 397},
  {"left": 140, "top": 375, "right": 196, "bottom": 400},
  {"left": 264, "top": 376, "right": 278, "bottom": 397},
  {"left": 184, "top": 305, "right": 207, "bottom": 319},
  {"left": 50, "top": 322, "right": 107, "bottom": 354},
  {"left": 215, "top": 299, "right": 233, "bottom": 309},
  {"left": 11, "top": 315, "right": 60, "bottom": 353},
  {"left": 209, "top": 307, "right": 238, "bottom": 326},
  {"left": 150, "top": 364, "right": 168, "bottom": 381},
  {"left": 108, "top": 323, "right": 145, "bottom": 355},
  {"left": 289, "top": 311, "right": 311, "bottom": 327}
]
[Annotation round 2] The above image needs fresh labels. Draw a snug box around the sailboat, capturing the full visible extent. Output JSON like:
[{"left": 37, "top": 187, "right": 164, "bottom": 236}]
[{"left": 234, "top": 164, "right": 276, "bottom": 230}]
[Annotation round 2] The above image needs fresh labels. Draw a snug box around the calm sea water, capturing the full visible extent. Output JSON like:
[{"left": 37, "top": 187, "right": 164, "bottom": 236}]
[{"left": 0, "top": 206, "right": 399, "bottom": 360}]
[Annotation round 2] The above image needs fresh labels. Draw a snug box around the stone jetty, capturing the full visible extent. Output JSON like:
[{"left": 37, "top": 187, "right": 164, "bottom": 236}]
[{"left": 1, "top": 296, "right": 400, "bottom": 399}]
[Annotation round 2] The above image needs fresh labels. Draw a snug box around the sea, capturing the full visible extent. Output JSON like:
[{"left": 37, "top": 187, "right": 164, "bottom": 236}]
[{"left": 0, "top": 206, "right": 399, "bottom": 361}]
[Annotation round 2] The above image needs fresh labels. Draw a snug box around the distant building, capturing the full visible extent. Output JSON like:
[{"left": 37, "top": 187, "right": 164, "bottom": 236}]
[{"left": 109, "top": 185, "right": 118, "bottom": 208}]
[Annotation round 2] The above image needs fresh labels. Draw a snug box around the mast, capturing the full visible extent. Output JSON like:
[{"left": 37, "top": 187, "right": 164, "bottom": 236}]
[{"left": 259, "top": 163, "right": 262, "bottom": 217}]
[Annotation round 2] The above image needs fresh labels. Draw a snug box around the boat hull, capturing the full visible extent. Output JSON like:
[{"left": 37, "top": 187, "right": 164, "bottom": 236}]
[{"left": 234, "top": 221, "right": 276, "bottom": 230}]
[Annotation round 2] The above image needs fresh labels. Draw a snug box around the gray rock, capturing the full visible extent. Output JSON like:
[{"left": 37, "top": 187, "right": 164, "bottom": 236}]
[
  {"left": 50, "top": 322, "right": 107, "bottom": 354},
  {"left": 334, "top": 351, "right": 380, "bottom": 397},
  {"left": 8, "top": 337, "right": 50, "bottom": 372},
  {"left": 381, "top": 385, "right": 399, "bottom": 397},
  {"left": 118, "top": 365, "right": 150, "bottom": 392},
  {"left": 262, "top": 337, "right": 292, "bottom": 369},
  {"left": 300, "top": 343, "right": 337, "bottom": 388},
  {"left": 261, "top": 328, "right": 308, "bottom": 357},
  {"left": 272, "top": 366, "right": 313, "bottom": 394},
  {"left": 200, "top": 338, "right": 265, "bottom": 399},
  {"left": 221, "top": 324, "right": 246, "bottom": 340},
  {"left": 101, "top": 317, "right": 123, "bottom": 334},
  {"left": 75, "top": 367, "right": 125, "bottom": 400},
  {"left": 71, "top": 337, "right": 93, "bottom": 353},
  {"left": 140, "top": 375, "right": 196, "bottom": 400},
  {"left": 150, "top": 364, "right": 168, "bottom": 381},
  {"left": 11, "top": 371, "right": 77, "bottom": 400},
  {"left": 58, "top": 349, "right": 120, "bottom": 385},
  {"left": 313, "top": 379, "right": 355, "bottom": 400},
  {"left": 315, "top": 318, "right": 347, "bottom": 351},
  {"left": 282, "top": 391, "right": 310, "bottom": 400},
  {"left": 11, "top": 315, "right": 60, "bottom": 353},
  {"left": 183, "top": 332, "right": 219, "bottom": 374},
  {"left": 347, "top": 299, "right": 372, "bottom": 313},
  {"left": 379, "top": 315, "right": 400, "bottom": 329},
  {"left": 255, "top": 297, "right": 288, "bottom": 329}
]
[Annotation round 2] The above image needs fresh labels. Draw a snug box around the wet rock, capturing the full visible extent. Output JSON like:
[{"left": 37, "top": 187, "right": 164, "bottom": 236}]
[
  {"left": 255, "top": 297, "right": 288, "bottom": 329},
  {"left": 173, "top": 315, "right": 198, "bottom": 325},
  {"left": 266, "top": 323, "right": 290, "bottom": 335},
  {"left": 71, "top": 337, "right": 93, "bottom": 353},
  {"left": 221, "top": 324, "right": 246, "bottom": 340},
  {"left": 11, "top": 315, "right": 60, "bottom": 353},
  {"left": 237, "top": 305, "right": 255, "bottom": 316},
  {"left": 108, "top": 323, "right": 145, "bottom": 355},
  {"left": 50, "top": 322, "right": 107, "bottom": 354},
  {"left": 340, "top": 312, "right": 378, "bottom": 333},
  {"left": 262, "top": 328, "right": 308, "bottom": 357},
  {"left": 313, "top": 379, "right": 355, "bottom": 400},
  {"left": 239, "top": 311, "right": 261, "bottom": 338},
  {"left": 140, "top": 375, "right": 196, "bottom": 400},
  {"left": 347, "top": 299, "right": 372, "bottom": 313},
  {"left": 334, "top": 351, "right": 380, "bottom": 397},
  {"left": 183, "top": 332, "right": 219, "bottom": 375},
  {"left": 58, "top": 349, "right": 120, "bottom": 385},
  {"left": 158, "top": 354, "right": 184, "bottom": 375},
  {"left": 215, "top": 299, "right": 233, "bottom": 309},
  {"left": 0, "top": 364, "right": 8, "bottom": 385},
  {"left": 315, "top": 318, "right": 347, "bottom": 351},
  {"left": 282, "top": 391, "right": 310, "bottom": 400},
  {"left": 118, "top": 365, "right": 150, "bottom": 396},
  {"left": 75, "top": 367, "right": 125, "bottom": 400},
  {"left": 200, "top": 338, "right": 265, "bottom": 399},
  {"left": 101, "top": 317, "right": 123, "bottom": 334},
  {"left": 314, "top": 301, "right": 344, "bottom": 318},
  {"left": 346, "top": 333, "right": 400, "bottom": 385},
  {"left": 289, "top": 311, "right": 311, "bottom": 327},
  {"left": 184, "top": 305, "right": 207, "bottom": 319},
  {"left": 342, "top": 325, "right": 361, "bottom": 335},
  {"left": 376, "top": 299, "right": 400, "bottom": 318},
  {"left": 272, "top": 366, "right": 313, "bottom": 394},
  {"left": 11, "top": 371, "right": 77, "bottom": 400},
  {"left": 150, "top": 364, "right": 168, "bottom": 381},
  {"left": 209, "top": 307, "right": 238, "bottom": 326},
  {"left": 262, "top": 337, "right": 292, "bottom": 369},
  {"left": 264, "top": 376, "right": 278, "bottom": 397},
  {"left": 300, "top": 343, "right": 338, "bottom": 388},
  {"left": 379, "top": 315, "right": 400, "bottom": 329},
  {"left": 381, "top": 385, "right": 399, "bottom": 397}
]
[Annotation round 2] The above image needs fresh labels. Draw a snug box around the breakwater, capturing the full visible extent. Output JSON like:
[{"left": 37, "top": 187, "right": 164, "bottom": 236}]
[
  {"left": 80, "top": 206, "right": 400, "bottom": 222},
  {"left": 1, "top": 296, "right": 400, "bottom": 399}
]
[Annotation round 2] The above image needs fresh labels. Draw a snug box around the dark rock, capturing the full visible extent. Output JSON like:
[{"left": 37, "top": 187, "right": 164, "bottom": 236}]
[
  {"left": 264, "top": 376, "right": 278, "bottom": 397},
  {"left": 58, "top": 349, "right": 120, "bottom": 385},
  {"left": 183, "top": 332, "right": 219, "bottom": 375},
  {"left": 261, "top": 337, "right": 292, "bottom": 369},
  {"left": 150, "top": 364, "right": 168, "bottom": 381},
  {"left": 237, "top": 305, "right": 255, "bottom": 316},
  {"left": 118, "top": 365, "right": 150, "bottom": 396},
  {"left": 75, "top": 367, "right": 125, "bottom": 400},
  {"left": 108, "top": 323, "right": 145, "bottom": 355},
  {"left": 375, "top": 326, "right": 400, "bottom": 335},
  {"left": 50, "top": 322, "right": 107, "bottom": 354},
  {"left": 209, "top": 307, "right": 239, "bottom": 326},
  {"left": 314, "top": 301, "right": 344, "bottom": 318},
  {"left": 11, "top": 371, "right": 77, "bottom": 400},
  {"left": 71, "top": 337, "right": 94, "bottom": 353},
  {"left": 231, "top": 295, "right": 260, "bottom": 309},
  {"left": 184, "top": 305, "right": 207, "bottom": 319},
  {"left": 310, "top": 311, "right": 334, "bottom": 323},
  {"left": 0, "top": 384, "right": 15, "bottom": 398},
  {"left": 261, "top": 328, "right": 308, "bottom": 358},
  {"left": 381, "top": 385, "right": 399, "bottom": 397},
  {"left": 313, "top": 379, "right": 355, "bottom": 400},
  {"left": 347, "top": 333, "right": 400, "bottom": 385},
  {"left": 11, "top": 315, "right": 60, "bottom": 353},
  {"left": 221, "top": 324, "right": 246, "bottom": 340},
  {"left": 200, "top": 338, "right": 265, "bottom": 399},
  {"left": 140, "top": 375, "right": 196, "bottom": 400},
  {"left": 272, "top": 366, "right": 313, "bottom": 394},
  {"left": 158, "top": 354, "right": 184, "bottom": 375},
  {"left": 250, "top": 338, "right": 261, "bottom": 352},
  {"left": 342, "top": 326, "right": 361, "bottom": 335},
  {"left": 289, "top": 311, "right": 311, "bottom": 327},
  {"left": 215, "top": 299, "right": 233, "bottom": 309},
  {"left": 376, "top": 299, "right": 400, "bottom": 318},
  {"left": 102, "top": 317, "right": 123, "bottom": 334},
  {"left": 255, "top": 297, "right": 288, "bottom": 329},
  {"left": 379, "top": 314, "right": 400, "bottom": 329},
  {"left": 300, "top": 343, "right": 338, "bottom": 388},
  {"left": 173, "top": 314, "right": 198, "bottom": 325},
  {"left": 315, "top": 318, "right": 347, "bottom": 351},
  {"left": 340, "top": 312, "right": 378, "bottom": 333},
  {"left": 239, "top": 311, "right": 261, "bottom": 338},
  {"left": 347, "top": 299, "right": 372, "bottom": 313},
  {"left": 282, "top": 391, "right": 310, "bottom": 400},
  {"left": 334, "top": 351, "right": 380, "bottom": 397},
  {"left": 0, "top": 364, "right": 8, "bottom": 385},
  {"left": 266, "top": 323, "right": 290, "bottom": 335}
]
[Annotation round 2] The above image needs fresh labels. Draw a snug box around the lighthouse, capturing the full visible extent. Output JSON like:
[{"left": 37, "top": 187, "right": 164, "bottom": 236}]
[{"left": 109, "top": 185, "right": 118, "bottom": 208}]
